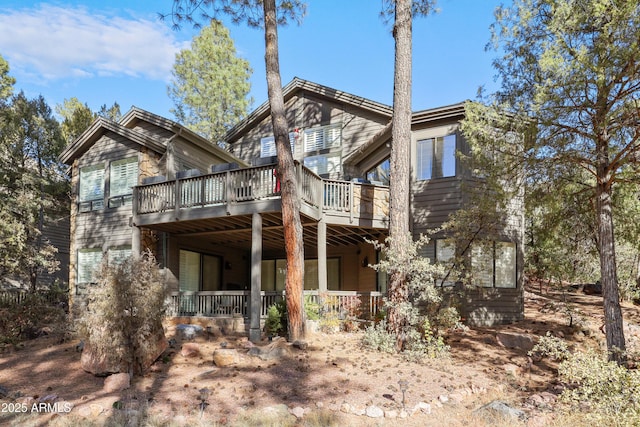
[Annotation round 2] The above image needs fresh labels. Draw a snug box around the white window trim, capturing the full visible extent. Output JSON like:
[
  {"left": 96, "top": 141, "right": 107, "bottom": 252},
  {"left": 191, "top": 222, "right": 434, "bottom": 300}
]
[
  {"left": 303, "top": 124, "right": 341, "bottom": 153},
  {"left": 303, "top": 153, "right": 341, "bottom": 176},
  {"left": 260, "top": 133, "right": 296, "bottom": 158}
]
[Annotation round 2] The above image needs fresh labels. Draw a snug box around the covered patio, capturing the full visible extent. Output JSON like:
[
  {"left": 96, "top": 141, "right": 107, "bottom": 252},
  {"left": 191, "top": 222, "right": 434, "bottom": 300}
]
[{"left": 131, "top": 162, "right": 389, "bottom": 340}]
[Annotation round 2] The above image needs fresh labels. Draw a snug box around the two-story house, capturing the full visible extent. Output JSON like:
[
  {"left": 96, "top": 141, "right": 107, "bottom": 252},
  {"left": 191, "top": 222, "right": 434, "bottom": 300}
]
[{"left": 60, "top": 78, "right": 523, "bottom": 339}]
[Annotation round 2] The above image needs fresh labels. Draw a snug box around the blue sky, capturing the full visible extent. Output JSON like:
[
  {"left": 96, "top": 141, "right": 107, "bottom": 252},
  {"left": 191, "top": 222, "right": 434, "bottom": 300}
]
[{"left": 0, "top": 0, "right": 507, "bottom": 121}]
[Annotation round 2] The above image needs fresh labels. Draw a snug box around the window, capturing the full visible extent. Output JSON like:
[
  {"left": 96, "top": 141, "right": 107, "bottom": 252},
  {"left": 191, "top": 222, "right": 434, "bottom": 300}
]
[
  {"left": 179, "top": 250, "right": 222, "bottom": 292},
  {"left": 77, "top": 248, "right": 103, "bottom": 284},
  {"left": 260, "top": 134, "right": 296, "bottom": 158},
  {"left": 435, "top": 239, "right": 456, "bottom": 287},
  {"left": 495, "top": 242, "right": 517, "bottom": 288},
  {"left": 109, "top": 157, "right": 138, "bottom": 208},
  {"left": 417, "top": 134, "right": 456, "bottom": 180},
  {"left": 366, "top": 158, "right": 390, "bottom": 185},
  {"left": 79, "top": 164, "right": 104, "bottom": 212},
  {"left": 304, "top": 153, "right": 341, "bottom": 176},
  {"left": 304, "top": 124, "right": 341, "bottom": 152},
  {"left": 261, "top": 258, "right": 340, "bottom": 291},
  {"left": 108, "top": 246, "right": 132, "bottom": 265},
  {"left": 471, "top": 241, "right": 517, "bottom": 288}
]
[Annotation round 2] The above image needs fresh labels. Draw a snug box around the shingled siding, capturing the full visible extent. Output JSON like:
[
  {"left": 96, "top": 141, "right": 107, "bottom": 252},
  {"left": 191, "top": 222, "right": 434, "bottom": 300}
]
[
  {"left": 411, "top": 177, "right": 464, "bottom": 234},
  {"left": 441, "top": 287, "right": 524, "bottom": 326},
  {"left": 69, "top": 132, "right": 143, "bottom": 305},
  {"left": 128, "top": 119, "right": 174, "bottom": 140},
  {"left": 230, "top": 92, "right": 389, "bottom": 180}
]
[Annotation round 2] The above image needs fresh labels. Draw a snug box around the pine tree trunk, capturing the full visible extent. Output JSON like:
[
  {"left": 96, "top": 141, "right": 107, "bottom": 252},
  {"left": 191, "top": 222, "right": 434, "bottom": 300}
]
[
  {"left": 596, "top": 146, "right": 626, "bottom": 364},
  {"left": 262, "top": 0, "right": 305, "bottom": 341},
  {"left": 387, "top": 0, "right": 413, "bottom": 351}
]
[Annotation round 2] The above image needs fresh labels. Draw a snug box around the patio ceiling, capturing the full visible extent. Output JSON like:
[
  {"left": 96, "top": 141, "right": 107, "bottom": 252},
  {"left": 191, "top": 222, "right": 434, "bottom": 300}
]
[{"left": 142, "top": 212, "right": 387, "bottom": 253}]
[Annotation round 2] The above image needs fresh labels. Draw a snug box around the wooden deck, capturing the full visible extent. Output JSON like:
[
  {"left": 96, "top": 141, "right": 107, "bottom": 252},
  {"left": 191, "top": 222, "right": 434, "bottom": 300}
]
[{"left": 132, "top": 163, "right": 389, "bottom": 229}]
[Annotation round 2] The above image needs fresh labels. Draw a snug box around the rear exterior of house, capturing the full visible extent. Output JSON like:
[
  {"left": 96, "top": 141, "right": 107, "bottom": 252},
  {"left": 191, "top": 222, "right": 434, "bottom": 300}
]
[{"left": 60, "top": 78, "right": 524, "bottom": 335}]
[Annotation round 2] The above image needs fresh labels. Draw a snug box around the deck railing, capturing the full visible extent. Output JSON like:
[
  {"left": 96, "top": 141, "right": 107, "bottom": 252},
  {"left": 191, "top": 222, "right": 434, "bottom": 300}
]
[
  {"left": 167, "top": 290, "right": 385, "bottom": 320},
  {"left": 134, "top": 163, "right": 389, "bottom": 220}
]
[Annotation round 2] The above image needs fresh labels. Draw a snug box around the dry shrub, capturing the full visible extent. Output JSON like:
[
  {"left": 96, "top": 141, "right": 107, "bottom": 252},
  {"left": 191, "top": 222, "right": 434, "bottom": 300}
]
[
  {"left": 77, "top": 252, "right": 168, "bottom": 375},
  {"left": 0, "top": 289, "right": 67, "bottom": 344}
]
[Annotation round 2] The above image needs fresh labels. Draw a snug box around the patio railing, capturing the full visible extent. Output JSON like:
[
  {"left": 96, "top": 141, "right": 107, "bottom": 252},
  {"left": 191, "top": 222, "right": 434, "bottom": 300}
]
[
  {"left": 134, "top": 163, "right": 389, "bottom": 220},
  {"left": 167, "top": 290, "right": 385, "bottom": 320}
]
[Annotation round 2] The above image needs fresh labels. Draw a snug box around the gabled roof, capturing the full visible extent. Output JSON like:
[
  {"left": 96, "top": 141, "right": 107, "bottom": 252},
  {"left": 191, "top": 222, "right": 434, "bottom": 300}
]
[
  {"left": 59, "top": 116, "right": 165, "bottom": 165},
  {"left": 344, "top": 102, "right": 467, "bottom": 166},
  {"left": 224, "top": 77, "right": 394, "bottom": 143},
  {"left": 59, "top": 107, "right": 243, "bottom": 166}
]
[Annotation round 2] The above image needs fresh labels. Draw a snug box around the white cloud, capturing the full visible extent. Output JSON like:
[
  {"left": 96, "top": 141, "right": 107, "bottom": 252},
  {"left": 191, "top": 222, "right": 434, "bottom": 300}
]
[{"left": 0, "top": 4, "right": 188, "bottom": 83}]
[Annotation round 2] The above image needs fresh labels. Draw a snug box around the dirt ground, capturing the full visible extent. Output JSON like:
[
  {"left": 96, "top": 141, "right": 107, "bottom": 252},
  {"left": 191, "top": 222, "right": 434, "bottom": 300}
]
[{"left": 1, "top": 282, "right": 639, "bottom": 427}]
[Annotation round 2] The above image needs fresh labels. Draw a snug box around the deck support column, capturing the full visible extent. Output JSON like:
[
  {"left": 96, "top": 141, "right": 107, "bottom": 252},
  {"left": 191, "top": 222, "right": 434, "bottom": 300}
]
[
  {"left": 250, "top": 212, "right": 262, "bottom": 342},
  {"left": 131, "top": 224, "right": 141, "bottom": 259},
  {"left": 317, "top": 219, "right": 327, "bottom": 293}
]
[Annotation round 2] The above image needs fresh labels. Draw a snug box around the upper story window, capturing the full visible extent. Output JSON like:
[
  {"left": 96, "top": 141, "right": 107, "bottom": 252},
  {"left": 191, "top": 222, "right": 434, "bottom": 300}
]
[
  {"left": 416, "top": 134, "right": 456, "bottom": 180},
  {"left": 304, "top": 124, "right": 341, "bottom": 152},
  {"left": 108, "top": 157, "right": 138, "bottom": 208},
  {"left": 366, "top": 158, "right": 390, "bottom": 185},
  {"left": 79, "top": 164, "right": 105, "bottom": 212},
  {"left": 260, "top": 134, "right": 296, "bottom": 158}
]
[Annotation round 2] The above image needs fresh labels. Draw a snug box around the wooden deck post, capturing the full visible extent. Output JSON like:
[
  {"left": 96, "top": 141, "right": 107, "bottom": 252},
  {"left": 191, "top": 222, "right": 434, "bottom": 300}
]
[
  {"left": 249, "top": 212, "right": 262, "bottom": 342},
  {"left": 131, "top": 224, "right": 141, "bottom": 259},
  {"left": 317, "top": 219, "right": 327, "bottom": 293}
]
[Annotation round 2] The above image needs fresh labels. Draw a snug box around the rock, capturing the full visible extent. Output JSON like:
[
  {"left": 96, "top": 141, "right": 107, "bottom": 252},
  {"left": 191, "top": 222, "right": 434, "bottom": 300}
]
[
  {"left": 503, "top": 363, "right": 521, "bottom": 377},
  {"left": 82, "top": 327, "right": 167, "bottom": 376},
  {"left": 240, "top": 340, "right": 255, "bottom": 349},
  {"left": 180, "top": 343, "right": 200, "bottom": 358},
  {"left": 385, "top": 410, "right": 398, "bottom": 418},
  {"left": 449, "top": 392, "right": 464, "bottom": 403},
  {"left": 77, "top": 403, "right": 104, "bottom": 418},
  {"left": 539, "top": 391, "right": 557, "bottom": 404},
  {"left": 366, "top": 405, "right": 384, "bottom": 418},
  {"left": 414, "top": 401, "right": 432, "bottom": 414},
  {"left": 176, "top": 324, "right": 203, "bottom": 340},
  {"left": 37, "top": 394, "right": 58, "bottom": 404},
  {"left": 212, "top": 349, "right": 240, "bottom": 367},
  {"left": 247, "top": 340, "right": 292, "bottom": 361},
  {"left": 527, "top": 394, "right": 546, "bottom": 408},
  {"left": 399, "top": 409, "right": 409, "bottom": 419},
  {"left": 149, "top": 362, "right": 163, "bottom": 372},
  {"left": 352, "top": 406, "right": 365, "bottom": 416},
  {"left": 315, "top": 401, "right": 324, "bottom": 408},
  {"left": 496, "top": 332, "right": 535, "bottom": 352},
  {"left": 438, "top": 394, "right": 449, "bottom": 404},
  {"left": 475, "top": 400, "right": 526, "bottom": 421},
  {"left": 340, "top": 403, "right": 352, "bottom": 413},
  {"left": 292, "top": 340, "right": 308, "bottom": 350},
  {"left": 290, "top": 406, "right": 305, "bottom": 418},
  {"left": 103, "top": 373, "right": 130, "bottom": 393},
  {"left": 583, "top": 282, "right": 602, "bottom": 295}
]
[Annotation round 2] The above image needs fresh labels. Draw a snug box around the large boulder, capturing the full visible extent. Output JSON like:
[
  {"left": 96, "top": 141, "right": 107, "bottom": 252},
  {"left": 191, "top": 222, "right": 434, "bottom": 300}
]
[
  {"left": 247, "top": 338, "right": 292, "bottom": 361},
  {"left": 81, "top": 328, "right": 167, "bottom": 376},
  {"left": 212, "top": 348, "right": 241, "bottom": 367}
]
